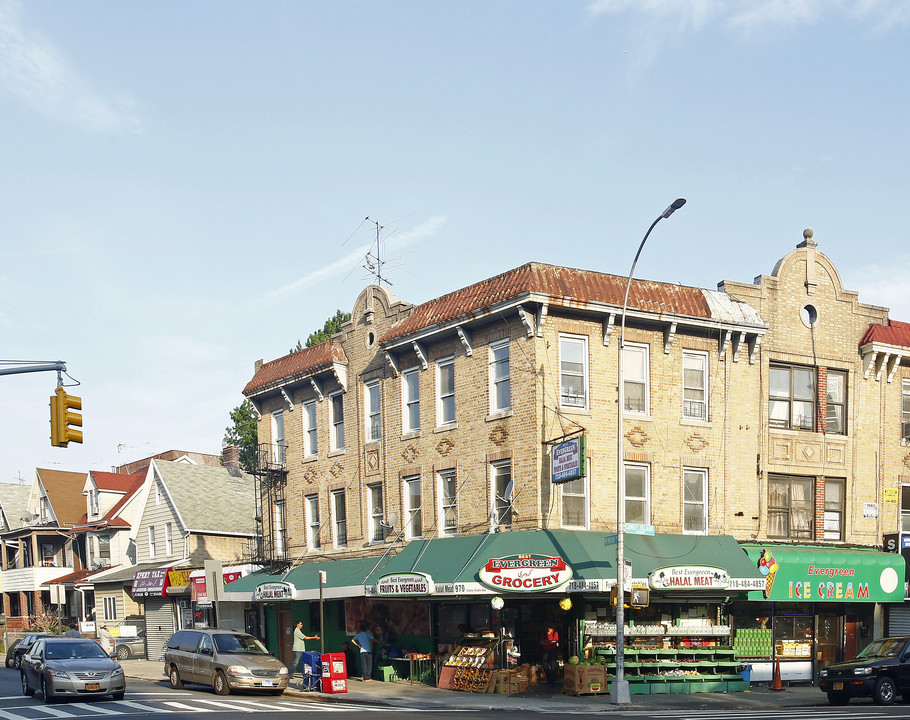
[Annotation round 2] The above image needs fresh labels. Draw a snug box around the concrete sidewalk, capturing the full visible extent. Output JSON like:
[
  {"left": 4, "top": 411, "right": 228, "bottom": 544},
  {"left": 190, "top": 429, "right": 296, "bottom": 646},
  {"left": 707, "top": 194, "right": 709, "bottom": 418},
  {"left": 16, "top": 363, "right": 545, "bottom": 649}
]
[{"left": 120, "top": 659, "right": 832, "bottom": 711}]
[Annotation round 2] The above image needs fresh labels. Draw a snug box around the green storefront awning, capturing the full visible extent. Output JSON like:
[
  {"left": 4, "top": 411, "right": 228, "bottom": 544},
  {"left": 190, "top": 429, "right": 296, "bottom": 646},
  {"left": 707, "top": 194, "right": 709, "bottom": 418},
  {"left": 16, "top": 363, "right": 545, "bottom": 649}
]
[{"left": 740, "top": 545, "right": 905, "bottom": 603}]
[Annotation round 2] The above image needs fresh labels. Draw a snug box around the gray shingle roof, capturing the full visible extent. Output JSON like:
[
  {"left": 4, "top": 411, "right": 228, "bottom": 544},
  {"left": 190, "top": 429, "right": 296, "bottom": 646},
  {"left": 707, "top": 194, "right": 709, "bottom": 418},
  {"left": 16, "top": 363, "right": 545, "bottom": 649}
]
[
  {"left": 0, "top": 482, "right": 33, "bottom": 531},
  {"left": 153, "top": 460, "right": 256, "bottom": 536}
]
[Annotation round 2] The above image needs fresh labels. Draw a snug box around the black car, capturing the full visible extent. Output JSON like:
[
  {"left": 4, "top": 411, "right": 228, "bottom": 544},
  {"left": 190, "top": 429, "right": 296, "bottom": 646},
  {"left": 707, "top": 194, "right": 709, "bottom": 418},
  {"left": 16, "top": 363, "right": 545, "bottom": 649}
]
[
  {"left": 819, "top": 636, "right": 910, "bottom": 705},
  {"left": 5, "top": 638, "right": 21, "bottom": 668},
  {"left": 11, "top": 634, "right": 54, "bottom": 670}
]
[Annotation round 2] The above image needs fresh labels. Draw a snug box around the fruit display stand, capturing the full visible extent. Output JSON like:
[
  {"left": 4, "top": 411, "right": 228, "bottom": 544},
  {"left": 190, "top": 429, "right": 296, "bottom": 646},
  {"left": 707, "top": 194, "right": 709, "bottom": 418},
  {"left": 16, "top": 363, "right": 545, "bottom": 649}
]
[{"left": 437, "top": 638, "right": 498, "bottom": 692}]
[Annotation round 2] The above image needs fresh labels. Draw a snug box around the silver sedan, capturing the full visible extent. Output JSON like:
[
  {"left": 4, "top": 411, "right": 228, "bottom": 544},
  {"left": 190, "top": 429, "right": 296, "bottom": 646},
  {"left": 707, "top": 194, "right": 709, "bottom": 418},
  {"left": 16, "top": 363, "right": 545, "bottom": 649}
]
[{"left": 20, "top": 637, "right": 126, "bottom": 703}]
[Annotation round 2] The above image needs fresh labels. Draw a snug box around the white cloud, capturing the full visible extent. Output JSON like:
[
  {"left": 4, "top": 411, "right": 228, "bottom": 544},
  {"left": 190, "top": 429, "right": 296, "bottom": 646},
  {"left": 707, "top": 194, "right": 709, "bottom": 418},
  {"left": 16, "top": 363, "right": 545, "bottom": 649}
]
[
  {"left": 0, "top": 0, "right": 140, "bottom": 133},
  {"left": 850, "top": 255, "right": 910, "bottom": 322}
]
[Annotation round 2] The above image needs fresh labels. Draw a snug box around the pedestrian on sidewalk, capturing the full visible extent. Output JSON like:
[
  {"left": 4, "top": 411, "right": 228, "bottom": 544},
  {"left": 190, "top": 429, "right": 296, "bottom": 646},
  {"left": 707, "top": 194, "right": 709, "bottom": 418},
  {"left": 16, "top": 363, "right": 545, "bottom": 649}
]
[
  {"left": 292, "top": 620, "right": 320, "bottom": 686},
  {"left": 541, "top": 625, "right": 559, "bottom": 688},
  {"left": 352, "top": 622, "right": 376, "bottom": 681},
  {"left": 98, "top": 624, "right": 114, "bottom": 656}
]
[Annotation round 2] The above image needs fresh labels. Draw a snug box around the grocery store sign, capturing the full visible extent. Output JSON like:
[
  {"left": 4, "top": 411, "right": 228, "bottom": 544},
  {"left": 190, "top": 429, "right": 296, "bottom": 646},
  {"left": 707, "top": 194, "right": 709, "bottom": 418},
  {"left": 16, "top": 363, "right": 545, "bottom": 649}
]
[
  {"left": 649, "top": 566, "right": 730, "bottom": 590},
  {"left": 375, "top": 572, "right": 434, "bottom": 596},
  {"left": 479, "top": 554, "right": 573, "bottom": 593},
  {"left": 254, "top": 581, "right": 296, "bottom": 601}
]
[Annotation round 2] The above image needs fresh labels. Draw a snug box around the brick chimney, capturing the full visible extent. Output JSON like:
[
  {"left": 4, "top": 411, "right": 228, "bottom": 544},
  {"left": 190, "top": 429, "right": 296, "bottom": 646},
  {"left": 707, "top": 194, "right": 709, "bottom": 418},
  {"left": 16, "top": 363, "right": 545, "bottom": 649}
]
[{"left": 223, "top": 445, "right": 241, "bottom": 475}]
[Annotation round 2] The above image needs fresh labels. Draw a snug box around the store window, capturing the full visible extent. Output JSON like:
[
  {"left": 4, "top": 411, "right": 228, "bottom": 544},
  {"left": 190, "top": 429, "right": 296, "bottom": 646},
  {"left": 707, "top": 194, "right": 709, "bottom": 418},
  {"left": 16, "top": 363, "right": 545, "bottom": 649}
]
[
  {"left": 826, "top": 369, "right": 847, "bottom": 435},
  {"left": 682, "top": 351, "right": 708, "bottom": 421},
  {"left": 561, "top": 460, "right": 589, "bottom": 529},
  {"left": 683, "top": 468, "right": 708, "bottom": 534},
  {"left": 402, "top": 368, "right": 421, "bottom": 434},
  {"left": 559, "top": 335, "right": 588, "bottom": 409},
  {"left": 491, "top": 460, "right": 513, "bottom": 530},
  {"left": 489, "top": 340, "right": 511, "bottom": 414},
  {"left": 768, "top": 475, "right": 814, "bottom": 539},
  {"left": 368, "top": 484, "right": 385, "bottom": 544},
  {"left": 769, "top": 365, "right": 816, "bottom": 430},
  {"left": 438, "top": 469, "right": 457, "bottom": 537},
  {"left": 624, "top": 463, "right": 650, "bottom": 525},
  {"left": 824, "top": 479, "right": 845, "bottom": 540}
]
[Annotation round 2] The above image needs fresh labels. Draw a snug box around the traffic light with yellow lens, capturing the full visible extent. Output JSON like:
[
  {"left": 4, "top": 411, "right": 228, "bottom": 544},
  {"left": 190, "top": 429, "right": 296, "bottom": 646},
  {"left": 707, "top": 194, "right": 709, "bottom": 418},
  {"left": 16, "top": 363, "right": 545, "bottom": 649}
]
[{"left": 50, "top": 387, "right": 83, "bottom": 447}]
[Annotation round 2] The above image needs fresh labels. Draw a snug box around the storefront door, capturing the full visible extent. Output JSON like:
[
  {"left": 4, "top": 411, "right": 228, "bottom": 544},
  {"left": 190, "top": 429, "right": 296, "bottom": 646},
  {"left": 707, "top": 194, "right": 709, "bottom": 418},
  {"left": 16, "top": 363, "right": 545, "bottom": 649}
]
[
  {"left": 816, "top": 614, "right": 841, "bottom": 669},
  {"left": 277, "top": 609, "right": 293, "bottom": 668}
]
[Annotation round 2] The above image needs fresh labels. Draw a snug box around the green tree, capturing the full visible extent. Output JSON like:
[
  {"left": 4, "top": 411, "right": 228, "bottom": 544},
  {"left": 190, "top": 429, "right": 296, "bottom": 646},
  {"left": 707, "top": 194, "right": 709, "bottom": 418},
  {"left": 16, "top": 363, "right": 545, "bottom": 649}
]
[
  {"left": 223, "top": 399, "right": 259, "bottom": 472},
  {"left": 290, "top": 309, "right": 351, "bottom": 352}
]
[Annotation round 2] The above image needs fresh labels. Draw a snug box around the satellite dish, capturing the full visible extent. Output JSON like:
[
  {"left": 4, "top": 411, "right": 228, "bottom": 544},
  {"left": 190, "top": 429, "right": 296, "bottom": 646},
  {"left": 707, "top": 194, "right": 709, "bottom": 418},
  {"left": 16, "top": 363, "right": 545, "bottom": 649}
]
[
  {"left": 503, "top": 479, "right": 514, "bottom": 499},
  {"left": 387, "top": 511, "right": 399, "bottom": 527}
]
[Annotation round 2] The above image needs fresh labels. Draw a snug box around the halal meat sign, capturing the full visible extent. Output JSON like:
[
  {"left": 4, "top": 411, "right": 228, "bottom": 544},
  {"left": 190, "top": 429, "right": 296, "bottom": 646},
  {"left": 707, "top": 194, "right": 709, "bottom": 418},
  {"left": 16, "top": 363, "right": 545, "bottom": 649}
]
[{"left": 479, "top": 554, "right": 573, "bottom": 593}]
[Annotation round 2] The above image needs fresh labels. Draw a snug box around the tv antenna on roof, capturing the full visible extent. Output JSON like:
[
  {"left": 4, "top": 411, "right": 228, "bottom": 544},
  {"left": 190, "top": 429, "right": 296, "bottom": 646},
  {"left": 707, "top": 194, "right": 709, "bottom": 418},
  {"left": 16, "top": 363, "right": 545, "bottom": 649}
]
[{"left": 364, "top": 216, "right": 393, "bottom": 287}]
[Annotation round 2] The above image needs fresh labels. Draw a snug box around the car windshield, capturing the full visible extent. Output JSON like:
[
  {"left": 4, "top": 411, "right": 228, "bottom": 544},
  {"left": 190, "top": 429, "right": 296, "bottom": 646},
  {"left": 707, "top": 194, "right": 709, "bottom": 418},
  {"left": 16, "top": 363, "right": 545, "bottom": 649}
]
[
  {"left": 46, "top": 642, "right": 109, "bottom": 660},
  {"left": 213, "top": 633, "right": 269, "bottom": 655},
  {"left": 856, "top": 637, "right": 907, "bottom": 659}
]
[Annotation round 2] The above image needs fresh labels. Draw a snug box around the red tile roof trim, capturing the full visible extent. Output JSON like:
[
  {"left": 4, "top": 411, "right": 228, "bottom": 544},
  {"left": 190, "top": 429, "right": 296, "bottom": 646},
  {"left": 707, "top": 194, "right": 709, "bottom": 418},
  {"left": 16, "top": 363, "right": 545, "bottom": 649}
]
[
  {"left": 860, "top": 320, "right": 910, "bottom": 349},
  {"left": 243, "top": 341, "right": 347, "bottom": 396}
]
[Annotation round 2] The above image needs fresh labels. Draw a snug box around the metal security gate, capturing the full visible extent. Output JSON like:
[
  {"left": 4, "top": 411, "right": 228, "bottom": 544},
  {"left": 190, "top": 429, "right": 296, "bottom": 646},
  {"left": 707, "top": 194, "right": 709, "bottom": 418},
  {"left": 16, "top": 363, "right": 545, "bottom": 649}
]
[
  {"left": 886, "top": 604, "right": 910, "bottom": 636},
  {"left": 144, "top": 597, "right": 175, "bottom": 661}
]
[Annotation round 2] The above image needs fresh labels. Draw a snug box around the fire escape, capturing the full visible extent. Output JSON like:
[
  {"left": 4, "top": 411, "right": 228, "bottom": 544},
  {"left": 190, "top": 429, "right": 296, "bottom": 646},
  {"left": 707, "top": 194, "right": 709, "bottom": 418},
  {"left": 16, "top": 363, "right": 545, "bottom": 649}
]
[{"left": 249, "top": 441, "right": 290, "bottom": 571}]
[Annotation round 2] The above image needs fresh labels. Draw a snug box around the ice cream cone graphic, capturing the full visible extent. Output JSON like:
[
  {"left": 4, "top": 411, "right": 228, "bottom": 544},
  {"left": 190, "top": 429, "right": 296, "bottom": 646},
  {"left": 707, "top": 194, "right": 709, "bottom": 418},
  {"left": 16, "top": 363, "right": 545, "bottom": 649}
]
[
  {"left": 757, "top": 549, "right": 778, "bottom": 599},
  {"left": 764, "top": 562, "right": 779, "bottom": 599}
]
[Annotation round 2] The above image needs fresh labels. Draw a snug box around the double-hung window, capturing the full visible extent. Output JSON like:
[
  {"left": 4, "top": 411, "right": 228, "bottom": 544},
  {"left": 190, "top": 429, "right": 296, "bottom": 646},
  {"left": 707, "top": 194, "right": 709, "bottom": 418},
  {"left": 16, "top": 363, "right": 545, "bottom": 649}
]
[
  {"left": 368, "top": 484, "right": 385, "bottom": 543},
  {"left": 365, "top": 381, "right": 381, "bottom": 441},
  {"left": 103, "top": 596, "right": 118, "bottom": 622},
  {"left": 623, "top": 463, "right": 650, "bottom": 525},
  {"left": 623, "top": 343, "right": 650, "bottom": 414},
  {"left": 489, "top": 340, "right": 511, "bottom": 413},
  {"left": 826, "top": 370, "right": 847, "bottom": 435},
  {"left": 331, "top": 489, "right": 347, "bottom": 548},
  {"left": 305, "top": 494, "right": 321, "bottom": 550},
  {"left": 768, "top": 475, "right": 814, "bottom": 539},
  {"left": 404, "top": 476, "right": 422, "bottom": 539},
  {"left": 438, "top": 469, "right": 457, "bottom": 537},
  {"left": 437, "top": 358, "right": 455, "bottom": 426},
  {"left": 559, "top": 335, "right": 588, "bottom": 409},
  {"left": 148, "top": 526, "right": 157, "bottom": 559},
  {"left": 330, "top": 392, "right": 345, "bottom": 451},
  {"left": 902, "top": 380, "right": 910, "bottom": 442},
  {"left": 491, "top": 460, "right": 513, "bottom": 530},
  {"left": 402, "top": 368, "right": 421, "bottom": 434},
  {"left": 165, "top": 522, "right": 173, "bottom": 556},
  {"left": 272, "top": 411, "right": 286, "bottom": 465},
  {"left": 561, "top": 461, "right": 589, "bottom": 529},
  {"left": 824, "top": 479, "right": 845, "bottom": 540},
  {"left": 682, "top": 468, "right": 708, "bottom": 534},
  {"left": 901, "top": 485, "right": 910, "bottom": 532},
  {"left": 303, "top": 400, "right": 318, "bottom": 456},
  {"left": 769, "top": 365, "right": 816, "bottom": 430},
  {"left": 682, "top": 351, "right": 708, "bottom": 421},
  {"left": 97, "top": 534, "right": 110, "bottom": 563},
  {"left": 274, "top": 500, "right": 287, "bottom": 556}
]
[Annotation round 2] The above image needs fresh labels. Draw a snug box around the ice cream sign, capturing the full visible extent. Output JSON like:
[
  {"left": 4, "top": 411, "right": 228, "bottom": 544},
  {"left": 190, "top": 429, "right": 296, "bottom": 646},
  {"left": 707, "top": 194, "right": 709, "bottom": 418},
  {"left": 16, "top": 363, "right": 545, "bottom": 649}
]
[
  {"left": 479, "top": 554, "right": 573, "bottom": 592},
  {"left": 649, "top": 566, "right": 730, "bottom": 590}
]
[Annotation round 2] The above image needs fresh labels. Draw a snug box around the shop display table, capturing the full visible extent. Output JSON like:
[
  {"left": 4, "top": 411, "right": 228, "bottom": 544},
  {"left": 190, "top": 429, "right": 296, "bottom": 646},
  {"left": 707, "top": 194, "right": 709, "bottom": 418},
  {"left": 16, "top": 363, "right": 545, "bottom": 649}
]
[{"left": 390, "top": 655, "right": 438, "bottom": 686}]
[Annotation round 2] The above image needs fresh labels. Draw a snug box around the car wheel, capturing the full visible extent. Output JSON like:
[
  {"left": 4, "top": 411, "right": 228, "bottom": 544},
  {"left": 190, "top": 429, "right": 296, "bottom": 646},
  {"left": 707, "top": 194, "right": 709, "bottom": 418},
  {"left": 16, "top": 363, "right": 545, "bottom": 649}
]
[
  {"left": 116, "top": 645, "right": 130, "bottom": 660},
  {"left": 112, "top": 692, "right": 125, "bottom": 701},
  {"left": 42, "top": 676, "right": 55, "bottom": 703},
  {"left": 6, "top": 656, "right": 12, "bottom": 669},
  {"left": 169, "top": 666, "right": 184, "bottom": 690},
  {"left": 13, "top": 655, "right": 21, "bottom": 670},
  {"left": 873, "top": 677, "right": 897, "bottom": 706},
  {"left": 827, "top": 690, "right": 850, "bottom": 705},
  {"left": 21, "top": 672, "right": 34, "bottom": 697},
  {"left": 214, "top": 670, "right": 231, "bottom": 696}
]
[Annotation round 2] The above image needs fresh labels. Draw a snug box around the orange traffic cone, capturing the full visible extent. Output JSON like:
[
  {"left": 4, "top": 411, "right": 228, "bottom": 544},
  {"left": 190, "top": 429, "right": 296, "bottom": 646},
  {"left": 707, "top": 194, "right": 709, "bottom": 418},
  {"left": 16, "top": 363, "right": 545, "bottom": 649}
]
[{"left": 771, "top": 657, "right": 783, "bottom": 691}]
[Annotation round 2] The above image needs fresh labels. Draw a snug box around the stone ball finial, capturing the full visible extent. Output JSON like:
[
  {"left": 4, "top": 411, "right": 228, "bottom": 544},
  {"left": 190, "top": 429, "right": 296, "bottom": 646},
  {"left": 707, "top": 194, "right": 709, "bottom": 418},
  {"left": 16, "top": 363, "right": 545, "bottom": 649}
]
[{"left": 804, "top": 228, "right": 813, "bottom": 240}]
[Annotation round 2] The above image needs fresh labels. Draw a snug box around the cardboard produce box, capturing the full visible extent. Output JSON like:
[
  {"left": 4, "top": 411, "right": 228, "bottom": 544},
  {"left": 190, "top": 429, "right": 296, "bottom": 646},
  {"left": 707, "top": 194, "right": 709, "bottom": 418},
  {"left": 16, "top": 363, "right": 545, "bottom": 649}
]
[{"left": 563, "top": 665, "right": 607, "bottom": 695}]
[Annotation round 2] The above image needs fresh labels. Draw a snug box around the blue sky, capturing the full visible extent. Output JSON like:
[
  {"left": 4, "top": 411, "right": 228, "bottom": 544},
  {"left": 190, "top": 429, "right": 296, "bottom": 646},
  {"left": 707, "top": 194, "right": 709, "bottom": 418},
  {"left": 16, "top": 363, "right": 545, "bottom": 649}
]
[{"left": 2, "top": 0, "right": 909, "bottom": 480}]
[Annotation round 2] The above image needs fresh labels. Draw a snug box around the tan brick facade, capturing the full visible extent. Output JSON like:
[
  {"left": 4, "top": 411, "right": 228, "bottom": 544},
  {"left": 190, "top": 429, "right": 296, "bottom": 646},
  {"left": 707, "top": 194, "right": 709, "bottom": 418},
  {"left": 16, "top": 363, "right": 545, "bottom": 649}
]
[{"left": 246, "top": 234, "right": 910, "bottom": 563}]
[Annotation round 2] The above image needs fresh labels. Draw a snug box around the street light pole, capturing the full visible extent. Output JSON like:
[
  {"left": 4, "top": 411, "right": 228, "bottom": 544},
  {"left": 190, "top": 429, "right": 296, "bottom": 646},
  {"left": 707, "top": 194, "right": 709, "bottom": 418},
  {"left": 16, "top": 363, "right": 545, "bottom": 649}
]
[{"left": 612, "top": 197, "right": 686, "bottom": 705}]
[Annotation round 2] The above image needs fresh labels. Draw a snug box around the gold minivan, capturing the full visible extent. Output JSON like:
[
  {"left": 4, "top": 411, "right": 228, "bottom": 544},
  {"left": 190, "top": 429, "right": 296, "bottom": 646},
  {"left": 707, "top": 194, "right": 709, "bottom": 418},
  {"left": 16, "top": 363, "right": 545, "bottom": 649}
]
[{"left": 164, "top": 629, "right": 288, "bottom": 695}]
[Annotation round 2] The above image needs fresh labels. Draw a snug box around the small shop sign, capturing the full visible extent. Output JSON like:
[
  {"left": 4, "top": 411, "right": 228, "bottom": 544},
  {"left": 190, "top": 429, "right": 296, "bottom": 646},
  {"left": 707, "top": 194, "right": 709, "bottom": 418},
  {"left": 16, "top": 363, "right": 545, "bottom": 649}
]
[
  {"left": 375, "top": 572, "right": 434, "bottom": 596},
  {"left": 479, "top": 554, "right": 573, "bottom": 592},
  {"left": 254, "top": 581, "right": 296, "bottom": 601},
  {"left": 551, "top": 437, "right": 586, "bottom": 484},
  {"left": 649, "top": 566, "right": 730, "bottom": 590},
  {"left": 131, "top": 568, "right": 170, "bottom": 597}
]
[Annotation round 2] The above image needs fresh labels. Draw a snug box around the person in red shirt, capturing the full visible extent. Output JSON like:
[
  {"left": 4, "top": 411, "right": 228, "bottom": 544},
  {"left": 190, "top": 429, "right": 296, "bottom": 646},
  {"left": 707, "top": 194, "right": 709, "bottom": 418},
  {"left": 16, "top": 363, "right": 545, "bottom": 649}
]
[{"left": 541, "top": 625, "right": 559, "bottom": 687}]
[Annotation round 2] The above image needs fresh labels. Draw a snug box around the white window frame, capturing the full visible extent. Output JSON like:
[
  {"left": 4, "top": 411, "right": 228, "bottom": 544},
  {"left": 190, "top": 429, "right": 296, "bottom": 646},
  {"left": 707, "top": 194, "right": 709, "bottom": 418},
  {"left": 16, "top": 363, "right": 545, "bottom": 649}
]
[
  {"left": 365, "top": 381, "right": 381, "bottom": 442},
  {"left": 491, "top": 460, "right": 513, "bottom": 531},
  {"left": 561, "top": 459, "right": 590, "bottom": 529},
  {"left": 303, "top": 400, "right": 318, "bottom": 457},
  {"left": 437, "top": 469, "right": 457, "bottom": 537},
  {"left": 404, "top": 475, "right": 422, "bottom": 540},
  {"left": 682, "top": 350, "right": 708, "bottom": 421},
  {"left": 368, "top": 483, "right": 385, "bottom": 544},
  {"left": 90, "top": 488, "right": 100, "bottom": 516},
  {"left": 623, "top": 343, "right": 650, "bottom": 415},
  {"left": 330, "top": 391, "right": 345, "bottom": 451},
  {"left": 305, "top": 494, "right": 321, "bottom": 550},
  {"left": 901, "top": 379, "right": 910, "bottom": 442},
  {"left": 824, "top": 478, "right": 845, "bottom": 541},
  {"left": 274, "top": 500, "right": 287, "bottom": 556},
  {"left": 489, "top": 340, "right": 511, "bottom": 414},
  {"left": 165, "top": 521, "right": 173, "bottom": 555},
  {"left": 102, "top": 596, "right": 118, "bottom": 621},
  {"left": 559, "top": 334, "right": 589, "bottom": 410},
  {"left": 436, "top": 357, "right": 456, "bottom": 426},
  {"left": 402, "top": 368, "right": 421, "bottom": 434},
  {"left": 623, "top": 462, "right": 650, "bottom": 526},
  {"left": 331, "top": 489, "right": 347, "bottom": 549},
  {"left": 272, "top": 410, "right": 286, "bottom": 464},
  {"left": 148, "top": 526, "right": 157, "bottom": 559},
  {"left": 682, "top": 467, "right": 708, "bottom": 535},
  {"left": 96, "top": 534, "right": 110, "bottom": 562}
]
